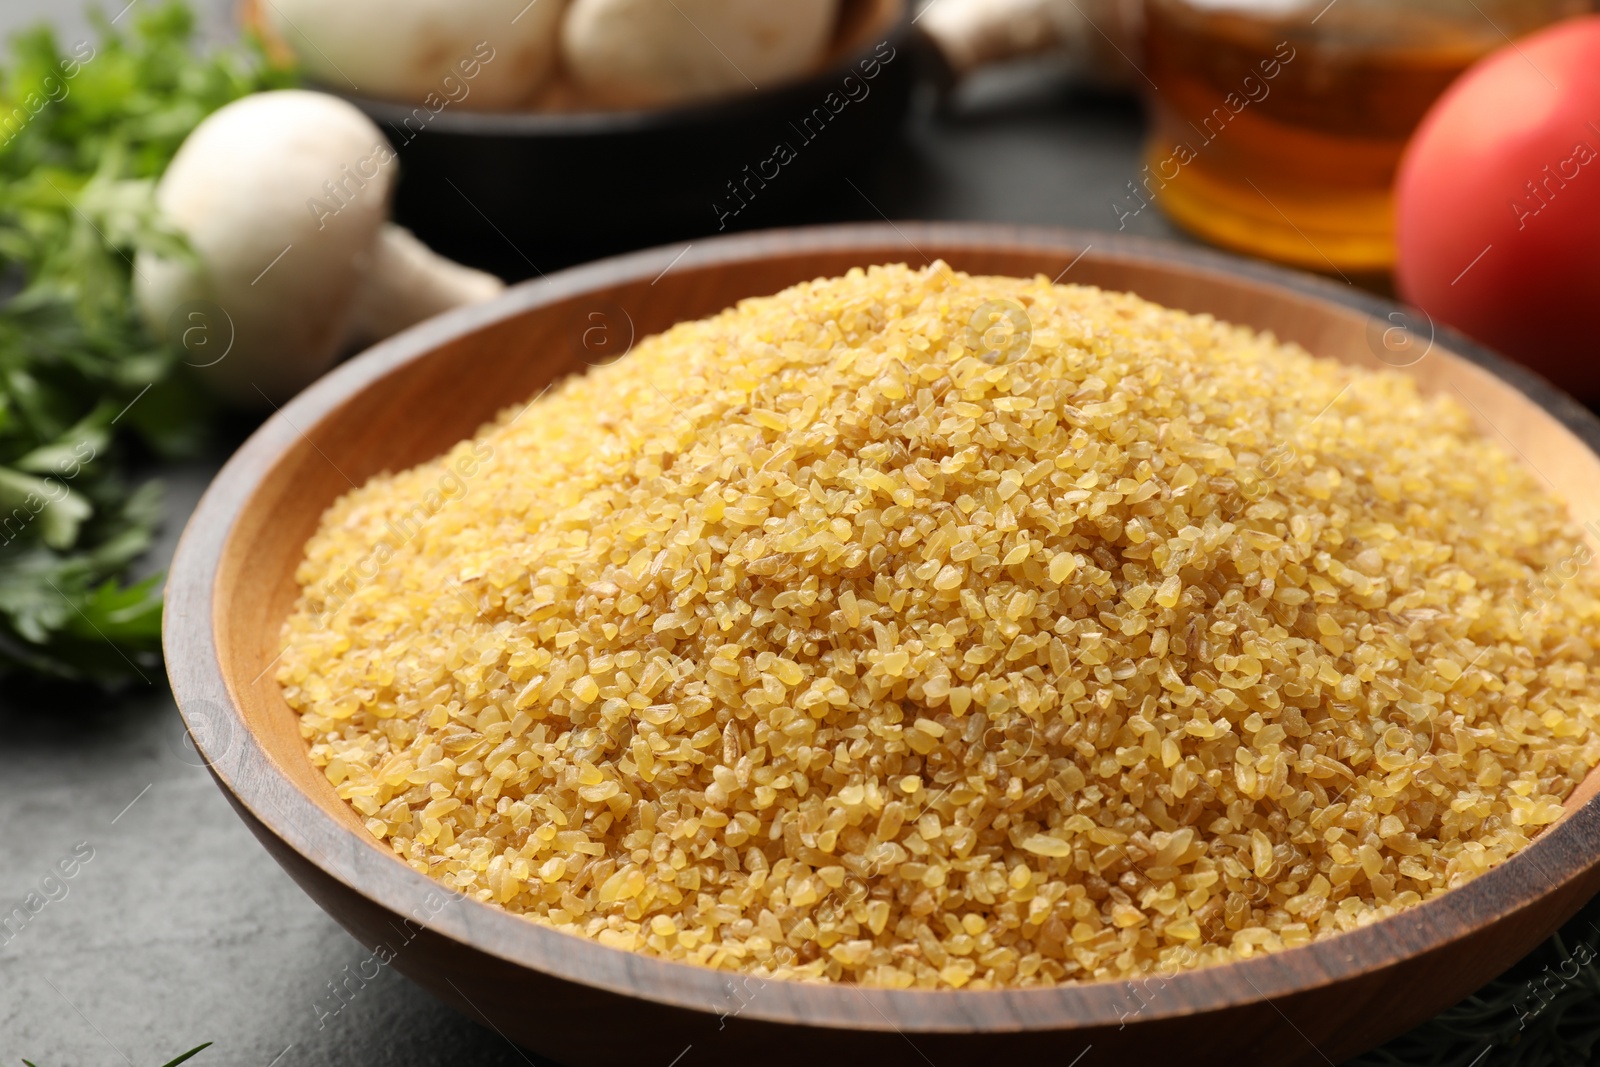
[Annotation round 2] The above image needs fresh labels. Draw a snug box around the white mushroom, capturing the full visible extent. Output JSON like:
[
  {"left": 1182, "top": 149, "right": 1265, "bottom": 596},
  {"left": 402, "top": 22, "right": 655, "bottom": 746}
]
[
  {"left": 561, "top": 0, "right": 840, "bottom": 108},
  {"left": 134, "top": 90, "right": 503, "bottom": 405},
  {"left": 259, "top": 0, "right": 566, "bottom": 110}
]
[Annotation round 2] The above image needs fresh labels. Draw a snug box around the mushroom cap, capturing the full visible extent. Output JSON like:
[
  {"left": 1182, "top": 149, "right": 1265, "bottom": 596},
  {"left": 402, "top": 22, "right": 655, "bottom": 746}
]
[
  {"left": 134, "top": 89, "right": 397, "bottom": 405},
  {"left": 561, "top": 0, "right": 840, "bottom": 108},
  {"left": 261, "top": 0, "right": 566, "bottom": 110}
]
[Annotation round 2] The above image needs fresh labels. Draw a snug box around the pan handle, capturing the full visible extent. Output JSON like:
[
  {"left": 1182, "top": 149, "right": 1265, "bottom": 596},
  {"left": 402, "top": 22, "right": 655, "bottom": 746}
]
[{"left": 916, "top": 0, "right": 1143, "bottom": 84}]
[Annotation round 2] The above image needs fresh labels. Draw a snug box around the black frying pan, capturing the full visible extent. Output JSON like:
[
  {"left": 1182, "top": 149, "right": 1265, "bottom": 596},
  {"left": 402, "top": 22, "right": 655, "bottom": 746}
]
[
  {"left": 262, "top": 0, "right": 1139, "bottom": 279},
  {"left": 344, "top": 0, "right": 913, "bottom": 277},
  {"left": 332, "top": 0, "right": 1110, "bottom": 278}
]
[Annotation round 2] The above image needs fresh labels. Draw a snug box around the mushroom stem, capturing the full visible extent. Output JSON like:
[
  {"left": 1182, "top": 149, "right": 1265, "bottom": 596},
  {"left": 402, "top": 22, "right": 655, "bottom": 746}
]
[{"left": 347, "top": 224, "right": 505, "bottom": 345}]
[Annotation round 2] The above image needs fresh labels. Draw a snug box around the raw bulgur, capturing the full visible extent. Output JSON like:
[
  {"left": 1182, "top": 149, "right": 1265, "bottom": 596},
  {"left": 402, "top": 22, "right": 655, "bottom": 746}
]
[{"left": 278, "top": 263, "right": 1600, "bottom": 988}]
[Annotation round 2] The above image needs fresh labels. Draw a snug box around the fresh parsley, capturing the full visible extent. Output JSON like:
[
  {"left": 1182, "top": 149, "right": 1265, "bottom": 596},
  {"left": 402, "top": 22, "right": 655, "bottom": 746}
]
[{"left": 0, "top": 2, "right": 291, "bottom": 683}]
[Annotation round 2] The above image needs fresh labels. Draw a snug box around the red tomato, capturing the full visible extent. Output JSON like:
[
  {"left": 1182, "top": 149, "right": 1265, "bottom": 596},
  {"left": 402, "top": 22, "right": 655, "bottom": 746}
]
[{"left": 1395, "top": 16, "right": 1600, "bottom": 399}]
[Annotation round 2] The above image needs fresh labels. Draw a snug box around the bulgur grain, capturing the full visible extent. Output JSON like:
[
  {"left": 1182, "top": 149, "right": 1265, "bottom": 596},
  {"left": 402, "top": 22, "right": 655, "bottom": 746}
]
[{"left": 278, "top": 263, "right": 1600, "bottom": 988}]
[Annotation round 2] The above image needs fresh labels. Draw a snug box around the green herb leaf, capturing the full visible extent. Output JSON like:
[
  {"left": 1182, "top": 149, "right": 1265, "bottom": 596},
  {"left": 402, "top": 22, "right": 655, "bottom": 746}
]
[
  {"left": 0, "top": 1, "right": 293, "bottom": 684},
  {"left": 158, "top": 1042, "right": 213, "bottom": 1067},
  {"left": 20, "top": 1040, "right": 213, "bottom": 1067}
]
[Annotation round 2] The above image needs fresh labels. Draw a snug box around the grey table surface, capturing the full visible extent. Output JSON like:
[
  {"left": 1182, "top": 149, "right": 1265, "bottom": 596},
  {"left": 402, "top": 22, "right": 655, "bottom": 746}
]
[{"left": 0, "top": 3, "right": 1317, "bottom": 1066}]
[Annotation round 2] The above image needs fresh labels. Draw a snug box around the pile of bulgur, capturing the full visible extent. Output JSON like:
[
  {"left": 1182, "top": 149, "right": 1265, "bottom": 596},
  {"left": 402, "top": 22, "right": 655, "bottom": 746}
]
[{"left": 279, "top": 263, "right": 1600, "bottom": 989}]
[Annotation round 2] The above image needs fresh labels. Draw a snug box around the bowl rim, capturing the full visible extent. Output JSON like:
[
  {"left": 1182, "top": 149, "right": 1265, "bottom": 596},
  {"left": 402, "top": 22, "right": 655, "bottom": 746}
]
[
  {"left": 165, "top": 221, "right": 1600, "bottom": 1037},
  {"left": 340, "top": 0, "right": 913, "bottom": 138}
]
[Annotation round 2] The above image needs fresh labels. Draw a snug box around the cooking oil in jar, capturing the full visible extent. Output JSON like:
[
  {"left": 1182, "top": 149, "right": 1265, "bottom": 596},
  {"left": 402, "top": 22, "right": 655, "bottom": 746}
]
[{"left": 1137, "top": 0, "right": 1588, "bottom": 274}]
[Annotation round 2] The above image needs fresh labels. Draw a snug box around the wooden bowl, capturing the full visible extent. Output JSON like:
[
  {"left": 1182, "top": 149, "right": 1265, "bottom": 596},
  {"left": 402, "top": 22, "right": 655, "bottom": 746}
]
[{"left": 165, "top": 223, "right": 1600, "bottom": 1067}]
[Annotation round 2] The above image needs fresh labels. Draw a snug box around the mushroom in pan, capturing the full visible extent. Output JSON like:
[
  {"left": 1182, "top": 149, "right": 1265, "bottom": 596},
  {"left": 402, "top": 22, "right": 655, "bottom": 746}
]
[
  {"left": 560, "top": 0, "right": 842, "bottom": 107},
  {"left": 257, "top": 0, "right": 567, "bottom": 110}
]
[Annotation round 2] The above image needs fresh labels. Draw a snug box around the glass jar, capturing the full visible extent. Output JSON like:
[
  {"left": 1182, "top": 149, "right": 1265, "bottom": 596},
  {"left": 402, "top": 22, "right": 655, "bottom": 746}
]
[{"left": 1138, "top": 0, "right": 1590, "bottom": 274}]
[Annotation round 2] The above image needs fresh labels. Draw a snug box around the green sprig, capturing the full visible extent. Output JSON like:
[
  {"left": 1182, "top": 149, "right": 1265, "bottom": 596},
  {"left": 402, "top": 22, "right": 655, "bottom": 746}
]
[
  {"left": 24, "top": 1041, "right": 212, "bottom": 1067},
  {"left": 0, "top": 2, "right": 292, "bottom": 683}
]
